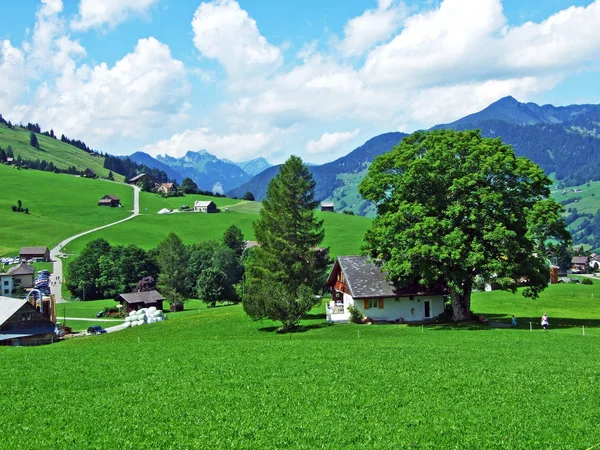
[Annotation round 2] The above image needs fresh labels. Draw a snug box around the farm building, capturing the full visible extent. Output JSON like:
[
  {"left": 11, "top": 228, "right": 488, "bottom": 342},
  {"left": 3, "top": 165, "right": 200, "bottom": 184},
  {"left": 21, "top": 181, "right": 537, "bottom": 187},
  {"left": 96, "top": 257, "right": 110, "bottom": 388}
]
[
  {"left": 157, "top": 183, "right": 177, "bottom": 194},
  {"left": 320, "top": 202, "right": 335, "bottom": 212},
  {"left": 2, "top": 263, "right": 35, "bottom": 290},
  {"left": 98, "top": 194, "right": 120, "bottom": 207},
  {"left": 115, "top": 290, "right": 165, "bottom": 313},
  {"left": 19, "top": 247, "right": 50, "bottom": 262},
  {"left": 571, "top": 256, "right": 589, "bottom": 273},
  {"left": 194, "top": 200, "right": 217, "bottom": 213},
  {"left": 129, "top": 173, "right": 158, "bottom": 186},
  {"left": 325, "top": 255, "right": 446, "bottom": 323},
  {"left": 0, "top": 297, "right": 56, "bottom": 346},
  {"left": 82, "top": 168, "right": 97, "bottom": 178}
]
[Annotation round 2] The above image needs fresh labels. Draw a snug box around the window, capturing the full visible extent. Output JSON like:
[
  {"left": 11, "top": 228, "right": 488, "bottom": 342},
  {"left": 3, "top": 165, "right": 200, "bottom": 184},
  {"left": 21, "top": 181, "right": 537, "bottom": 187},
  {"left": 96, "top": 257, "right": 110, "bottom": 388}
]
[
  {"left": 368, "top": 298, "right": 378, "bottom": 309},
  {"left": 21, "top": 313, "right": 32, "bottom": 322},
  {"left": 3, "top": 281, "right": 8, "bottom": 286},
  {"left": 3, "top": 289, "right": 8, "bottom": 294}
]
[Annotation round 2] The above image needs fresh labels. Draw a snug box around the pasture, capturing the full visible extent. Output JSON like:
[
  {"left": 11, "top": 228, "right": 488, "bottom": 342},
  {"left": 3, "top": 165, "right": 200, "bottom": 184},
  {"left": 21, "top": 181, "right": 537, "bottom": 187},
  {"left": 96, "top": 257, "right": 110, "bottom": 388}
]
[
  {"left": 1, "top": 283, "right": 600, "bottom": 449},
  {"left": 0, "top": 164, "right": 134, "bottom": 255}
]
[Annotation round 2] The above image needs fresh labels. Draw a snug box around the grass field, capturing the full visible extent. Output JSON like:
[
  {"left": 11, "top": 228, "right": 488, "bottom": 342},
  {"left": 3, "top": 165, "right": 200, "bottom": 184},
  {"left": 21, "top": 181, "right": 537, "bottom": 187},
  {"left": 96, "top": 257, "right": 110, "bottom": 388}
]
[
  {"left": 0, "top": 124, "right": 122, "bottom": 180},
  {"left": 1, "top": 284, "right": 600, "bottom": 449},
  {"left": 0, "top": 164, "right": 134, "bottom": 255}
]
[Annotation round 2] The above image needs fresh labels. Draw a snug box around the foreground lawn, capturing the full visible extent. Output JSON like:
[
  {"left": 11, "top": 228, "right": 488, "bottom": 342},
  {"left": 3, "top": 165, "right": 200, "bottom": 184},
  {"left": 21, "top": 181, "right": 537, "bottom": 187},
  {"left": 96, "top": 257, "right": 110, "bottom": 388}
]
[{"left": 2, "top": 288, "right": 600, "bottom": 449}]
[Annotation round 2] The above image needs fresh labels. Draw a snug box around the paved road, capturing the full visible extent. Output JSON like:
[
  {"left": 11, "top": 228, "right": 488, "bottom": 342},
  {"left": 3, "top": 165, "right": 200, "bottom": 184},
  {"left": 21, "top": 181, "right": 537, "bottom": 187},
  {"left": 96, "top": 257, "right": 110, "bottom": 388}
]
[
  {"left": 61, "top": 317, "right": 126, "bottom": 322},
  {"left": 50, "top": 183, "right": 140, "bottom": 303}
]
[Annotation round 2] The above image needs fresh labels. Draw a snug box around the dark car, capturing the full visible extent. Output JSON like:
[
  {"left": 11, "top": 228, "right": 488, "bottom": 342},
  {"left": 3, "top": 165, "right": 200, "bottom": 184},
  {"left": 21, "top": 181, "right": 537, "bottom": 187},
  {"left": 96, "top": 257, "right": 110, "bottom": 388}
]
[
  {"left": 87, "top": 326, "right": 107, "bottom": 335},
  {"left": 96, "top": 311, "right": 104, "bottom": 318}
]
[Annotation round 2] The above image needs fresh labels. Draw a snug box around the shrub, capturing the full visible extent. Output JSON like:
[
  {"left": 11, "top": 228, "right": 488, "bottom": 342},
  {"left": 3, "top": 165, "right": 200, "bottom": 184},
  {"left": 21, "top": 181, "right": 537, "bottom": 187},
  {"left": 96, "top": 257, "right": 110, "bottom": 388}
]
[
  {"left": 581, "top": 278, "right": 593, "bottom": 285},
  {"left": 347, "top": 305, "right": 364, "bottom": 324}
]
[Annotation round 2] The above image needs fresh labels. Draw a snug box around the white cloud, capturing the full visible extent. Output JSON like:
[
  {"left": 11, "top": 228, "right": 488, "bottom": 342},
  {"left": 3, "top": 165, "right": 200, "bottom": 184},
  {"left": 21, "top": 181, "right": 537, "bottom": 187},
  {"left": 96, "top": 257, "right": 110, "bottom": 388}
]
[
  {"left": 27, "top": 37, "right": 189, "bottom": 142},
  {"left": 71, "top": 0, "right": 159, "bottom": 31},
  {"left": 142, "top": 127, "right": 280, "bottom": 161},
  {"left": 0, "top": 40, "right": 27, "bottom": 114},
  {"left": 338, "top": 0, "right": 407, "bottom": 57},
  {"left": 306, "top": 129, "right": 360, "bottom": 154},
  {"left": 192, "top": 0, "right": 282, "bottom": 79}
]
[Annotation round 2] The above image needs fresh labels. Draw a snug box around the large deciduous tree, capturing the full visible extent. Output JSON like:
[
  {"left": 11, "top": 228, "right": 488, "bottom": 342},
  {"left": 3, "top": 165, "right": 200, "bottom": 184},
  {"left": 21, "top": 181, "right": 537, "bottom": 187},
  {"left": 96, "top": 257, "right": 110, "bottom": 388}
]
[
  {"left": 157, "top": 232, "right": 189, "bottom": 304},
  {"left": 222, "top": 224, "right": 245, "bottom": 259},
  {"left": 243, "top": 156, "right": 328, "bottom": 330},
  {"left": 359, "top": 129, "right": 571, "bottom": 321}
]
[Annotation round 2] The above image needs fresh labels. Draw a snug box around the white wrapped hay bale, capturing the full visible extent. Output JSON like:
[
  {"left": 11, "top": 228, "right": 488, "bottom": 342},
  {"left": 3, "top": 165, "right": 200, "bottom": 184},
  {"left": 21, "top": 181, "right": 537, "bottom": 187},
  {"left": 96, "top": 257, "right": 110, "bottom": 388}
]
[
  {"left": 129, "top": 310, "right": 137, "bottom": 317},
  {"left": 125, "top": 316, "right": 132, "bottom": 323},
  {"left": 152, "top": 310, "right": 163, "bottom": 318},
  {"left": 147, "top": 307, "right": 157, "bottom": 314}
]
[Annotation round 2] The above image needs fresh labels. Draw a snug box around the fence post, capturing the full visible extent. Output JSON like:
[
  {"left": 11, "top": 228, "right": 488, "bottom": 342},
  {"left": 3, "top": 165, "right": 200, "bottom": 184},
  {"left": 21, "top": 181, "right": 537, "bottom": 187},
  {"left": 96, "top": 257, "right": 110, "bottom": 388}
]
[
  {"left": 583, "top": 325, "right": 585, "bottom": 336},
  {"left": 530, "top": 322, "right": 532, "bottom": 331}
]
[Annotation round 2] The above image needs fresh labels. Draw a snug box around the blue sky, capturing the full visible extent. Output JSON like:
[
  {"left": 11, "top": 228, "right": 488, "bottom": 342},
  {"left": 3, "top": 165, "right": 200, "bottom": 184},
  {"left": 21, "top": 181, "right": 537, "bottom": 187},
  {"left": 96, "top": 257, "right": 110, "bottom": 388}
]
[{"left": 1, "top": 0, "right": 599, "bottom": 164}]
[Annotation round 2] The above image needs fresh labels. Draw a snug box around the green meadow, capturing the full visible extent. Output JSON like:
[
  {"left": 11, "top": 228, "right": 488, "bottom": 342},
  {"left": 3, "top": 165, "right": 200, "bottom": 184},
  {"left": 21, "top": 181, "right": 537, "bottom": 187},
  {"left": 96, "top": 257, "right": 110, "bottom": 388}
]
[
  {"left": 0, "top": 164, "right": 134, "bottom": 255},
  {"left": 2, "top": 283, "right": 600, "bottom": 449},
  {"left": 0, "top": 124, "right": 121, "bottom": 180}
]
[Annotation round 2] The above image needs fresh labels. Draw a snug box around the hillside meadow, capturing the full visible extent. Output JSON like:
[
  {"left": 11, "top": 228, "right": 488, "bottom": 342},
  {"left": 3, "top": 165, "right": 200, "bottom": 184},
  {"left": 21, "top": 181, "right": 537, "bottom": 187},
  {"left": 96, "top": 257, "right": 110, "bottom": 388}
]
[
  {"left": 0, "top": 164, "right": 134, "bottom": 255},
  {"left": 2, "top": 283, "right": 600, "bottom": 449},
  {"left": 0, "top": 124, "right": 121, "bottom": 180}
]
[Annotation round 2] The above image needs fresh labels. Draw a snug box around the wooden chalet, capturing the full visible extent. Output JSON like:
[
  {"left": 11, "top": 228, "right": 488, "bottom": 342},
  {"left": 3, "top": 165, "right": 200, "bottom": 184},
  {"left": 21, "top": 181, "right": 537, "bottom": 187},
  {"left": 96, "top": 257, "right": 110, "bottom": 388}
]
[
  {"left": 194, "top": 200, "right": 217, "bottom": 213},
  {"left": 571, "top": 256, "right": 589, "bottom": 273},
  {"left": 320, "top": 202, "right": 335, "bottom": 212},
  {"left": 83, "top": 168, "right": 97, "bottom": 178},
  {"left": 19, "top": 247, "right": 50, "bottom": 262},
  {"left": 115, "top": 290, "right": 165, "bottom": 313},
  {"left": 0, "top": 297, "right": 55, "bottom": 346},
  {"left": 157, "top": 183, "right": 177, "bottom": 194},
  {"left": 129, "top": 173, "right": 158, "bottom": 186},
  {"left": 325, "top": 256, "right": 446, "bottom": 323},
  {"left": 98, "top": 194, "right": 120, "bottom": 207}
]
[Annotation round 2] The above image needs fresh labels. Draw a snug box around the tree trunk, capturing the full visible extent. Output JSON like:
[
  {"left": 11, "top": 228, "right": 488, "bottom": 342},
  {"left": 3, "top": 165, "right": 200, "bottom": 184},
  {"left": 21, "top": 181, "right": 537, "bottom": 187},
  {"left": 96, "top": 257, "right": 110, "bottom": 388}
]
[{"left": 450, "top": 283, "right": 472, "bottom": 321}]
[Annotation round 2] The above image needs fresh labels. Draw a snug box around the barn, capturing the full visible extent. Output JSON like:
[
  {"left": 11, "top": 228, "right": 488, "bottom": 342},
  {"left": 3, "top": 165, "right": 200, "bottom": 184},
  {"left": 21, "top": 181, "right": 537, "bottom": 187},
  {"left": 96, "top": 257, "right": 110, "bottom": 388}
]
[{"left": 0, "top": 297, "right": 56, "bottom": 346}]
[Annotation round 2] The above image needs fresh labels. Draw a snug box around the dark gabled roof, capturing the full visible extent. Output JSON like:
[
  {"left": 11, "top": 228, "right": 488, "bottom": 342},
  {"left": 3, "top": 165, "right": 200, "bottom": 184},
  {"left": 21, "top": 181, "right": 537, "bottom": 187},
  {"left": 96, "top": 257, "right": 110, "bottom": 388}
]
[
  {"left": 327, "top": 255, "right": 446, "bottom": 298},
  {"left": 0, "top": 297, "right": 27, "bottom": 326},
  {"left": 0, "top": 297, "right": 55, "bottom": 340},
  {"left": 84, "top": 168, "right": 96, "bottom": 174},
  {"left": 7, "top": 263, "right": 35, "bottom": 276},
  {"left": 116, "top": 290, "right": 165, "bottom": 305},
  {"left": 572, "top": 256, "right": 589, "bottom": 264},
  {"left": 100, "top": 194, "right": 120, "bottom": 201},
  {"left": 19, "top": 246, "right": 49, "bottom": 255},
  {"left": 129, "top": 173, "right": 149, "bottom": 183}
]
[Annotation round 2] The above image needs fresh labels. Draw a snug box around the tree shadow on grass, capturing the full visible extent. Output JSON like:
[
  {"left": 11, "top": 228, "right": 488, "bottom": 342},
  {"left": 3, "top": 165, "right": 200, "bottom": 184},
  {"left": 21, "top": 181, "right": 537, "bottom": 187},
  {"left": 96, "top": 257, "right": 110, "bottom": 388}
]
[{"left": 258, "top": 322, "right": 331, "bottom": 334}]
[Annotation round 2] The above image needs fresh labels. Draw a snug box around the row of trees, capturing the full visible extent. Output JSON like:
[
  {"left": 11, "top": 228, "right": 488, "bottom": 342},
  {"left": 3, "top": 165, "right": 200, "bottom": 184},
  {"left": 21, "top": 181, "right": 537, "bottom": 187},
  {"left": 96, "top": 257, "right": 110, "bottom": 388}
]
[{"left": 103, "top": 154, "right": 170, "bottom": 184}]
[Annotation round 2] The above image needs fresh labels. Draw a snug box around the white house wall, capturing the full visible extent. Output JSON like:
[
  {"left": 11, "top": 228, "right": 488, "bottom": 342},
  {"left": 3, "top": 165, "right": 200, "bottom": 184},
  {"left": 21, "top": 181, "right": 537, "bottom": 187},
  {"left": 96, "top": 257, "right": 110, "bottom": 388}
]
[{"left": 357, "top": 296, "right": 445, "bottom": 322}]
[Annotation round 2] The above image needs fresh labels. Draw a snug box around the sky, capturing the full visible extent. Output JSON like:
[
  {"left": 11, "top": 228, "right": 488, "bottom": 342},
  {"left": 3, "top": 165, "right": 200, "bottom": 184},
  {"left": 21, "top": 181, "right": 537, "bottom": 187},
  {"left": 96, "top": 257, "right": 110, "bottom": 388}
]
[{"left": 0, "top": 0, "right": 599, "bottom": 165}]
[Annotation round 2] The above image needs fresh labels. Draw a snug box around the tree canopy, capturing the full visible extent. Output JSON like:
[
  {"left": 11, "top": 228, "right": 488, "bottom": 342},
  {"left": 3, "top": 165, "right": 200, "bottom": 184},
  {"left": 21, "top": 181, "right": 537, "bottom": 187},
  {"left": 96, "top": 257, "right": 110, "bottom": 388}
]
[
  {"left": 359, "top": 129, "right": 571, "bottom": 321},
  {"left": 157, "top": 233, "right": 189, "bottom": 304},
  {"left": 243, "top": 156, "right": 328, "bottom": 330}
]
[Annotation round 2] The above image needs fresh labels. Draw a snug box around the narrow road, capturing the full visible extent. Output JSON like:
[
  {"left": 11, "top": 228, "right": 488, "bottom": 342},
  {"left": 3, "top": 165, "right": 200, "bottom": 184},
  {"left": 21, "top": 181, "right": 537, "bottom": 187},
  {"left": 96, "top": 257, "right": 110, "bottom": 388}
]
[{"left": 50, "top": 184, "right": 140, "bottom": 303}]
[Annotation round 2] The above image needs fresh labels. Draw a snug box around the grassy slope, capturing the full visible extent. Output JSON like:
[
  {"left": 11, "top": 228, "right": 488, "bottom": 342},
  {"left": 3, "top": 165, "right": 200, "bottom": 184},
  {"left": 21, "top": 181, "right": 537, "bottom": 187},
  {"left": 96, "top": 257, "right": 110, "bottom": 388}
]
[
  {"left": 0, "top": 164, "right": 134, "bottom": 255},
  {"left": 1, "top": 285, "right": 600, "bottom": 449},
  {"left": 0, "top": 124, "right": 123, "bottom": 181}
]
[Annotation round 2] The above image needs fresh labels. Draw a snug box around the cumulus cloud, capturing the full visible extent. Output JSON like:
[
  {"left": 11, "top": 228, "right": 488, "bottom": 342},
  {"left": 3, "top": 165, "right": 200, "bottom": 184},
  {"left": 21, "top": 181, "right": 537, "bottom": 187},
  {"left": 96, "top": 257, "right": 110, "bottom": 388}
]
[
  {"left": 191, "top": 0, "right": 282, "bottom": 79},
  {"left": 28, "top": 37, "right": 189, "bottom": 141},
  {"left": 0, "top": 40, "right": 27, "bottom": 114},
  {"left": 338, "top": 0, "right": 407, "bottom": 57},
  {"left": 142, "top": 127, "right": 280, "bottom": 161},
  {"left": 71, "top": 0, "right": 159, "bottom": 31},
  {"left": 306, "top": 129, "right": 361, "bottom": 154}
]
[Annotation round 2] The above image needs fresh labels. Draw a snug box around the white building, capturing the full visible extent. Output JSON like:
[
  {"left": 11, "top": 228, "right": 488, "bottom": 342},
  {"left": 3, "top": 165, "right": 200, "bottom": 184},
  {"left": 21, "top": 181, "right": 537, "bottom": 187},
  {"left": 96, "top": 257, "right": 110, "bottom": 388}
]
[
  {"left": 193, "top": 200, "right": 217, "bottom": 213},
  {"left": 325, "top": 255, "right": 446, "bottom": 323}
]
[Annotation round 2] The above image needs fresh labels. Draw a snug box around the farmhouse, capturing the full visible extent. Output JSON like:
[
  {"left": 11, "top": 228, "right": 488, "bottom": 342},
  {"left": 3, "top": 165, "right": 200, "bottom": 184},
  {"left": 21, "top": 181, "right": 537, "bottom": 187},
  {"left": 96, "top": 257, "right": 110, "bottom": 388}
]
[
  {"left": 82, "top": 168, "right": 97, "bottom": 178},
  {"left": 157, "top": 183, "right": 177, "bottom": 194},
  {"left": 129, "top": 173, "right": 157, "bottom": 186},
  {"left": 115, "top": 290, "right": 165, "bottom": 313},
  {"left": 194, "top": 200, "right": 217, "bottom": 213},
  {"left": 320, "top": 202, "right": 335, "bottom": 212},
  {"left": 325, "top": 255, "right": 446, "bottom": 323},
  {"left": 19, "top": 246, "right": 50, "bottom": 262},
  {"left": 98, "top": 194, "right": 120, "bottom": 207},
  {"left": 4, "top": 263, "right": 35, "bottom": 290},
  {"left": 0, "top": 297, "right": 56, "bottom": 346},
  {"left": 571, "top": 256, "right": 589, "bottom": 273}
]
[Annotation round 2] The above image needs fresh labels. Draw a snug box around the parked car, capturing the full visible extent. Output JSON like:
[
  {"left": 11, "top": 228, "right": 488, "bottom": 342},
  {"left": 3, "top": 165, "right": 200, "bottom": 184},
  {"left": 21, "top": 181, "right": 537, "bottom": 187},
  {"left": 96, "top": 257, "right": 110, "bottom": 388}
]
[
  {"left": 96, "top": 311, "right": 104, "bottom": 318},
  {"left": 87, "top": 326, "right": 107, "bottom": 335}
]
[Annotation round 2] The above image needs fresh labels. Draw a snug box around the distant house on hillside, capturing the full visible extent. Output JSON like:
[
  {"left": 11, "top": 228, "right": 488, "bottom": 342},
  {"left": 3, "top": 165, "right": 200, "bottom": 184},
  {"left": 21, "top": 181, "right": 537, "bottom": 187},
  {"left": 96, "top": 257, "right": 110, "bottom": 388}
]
[
  {"left": 571, "top": 256, "right": 589, "bottom": 273},
  {"left": 157, "top": 183, "right": 177, "bottom": 195},
  {"left": 98, "top": 194, "right": 120, "bottom": 207},
  {"left": 320, "top": 202, "right": 335, "bottom": 212},
  {"left": 325, "top": 255, "right": 446, "bottom": 323},
  {"left": 129, "top": 173, "right": 157, "bottom": 186},
  {"left": 194, "top": 200, "right": 217, "bottom": 213},
  {"left": 82, "top": 168, "right": 97, "bottom": 178},
  {"left": 2, "top": 263, "right": 35, "bottom": 290},
  {"left": 115, "top": 290, "right": 165, "bottom": 313},
  {"left": 19, "top": 247, "right": 50, "bottom": 262},
  {"left": 5, "top": 157, "right": 14, "bottom": 165},
  {"left": 0, "top": 296, "right": 56, "bottom": 346}
]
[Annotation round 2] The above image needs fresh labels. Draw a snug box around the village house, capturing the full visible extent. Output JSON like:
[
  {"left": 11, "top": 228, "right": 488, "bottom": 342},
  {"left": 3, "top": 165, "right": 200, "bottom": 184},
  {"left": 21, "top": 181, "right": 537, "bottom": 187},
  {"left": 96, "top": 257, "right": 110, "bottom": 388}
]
[
  {"left": 115, "top": 290, "right": 165, "bottom": 313},
  {"left": 82, "top": 168, "right": 97, "bottom": 178},
  {"left": 320, "top": 202, "right": 335, "bottom": 212},
  {"left": 0, "top": 296, "right": 56, "bottom": 346},
  {"left": 19, "top": 247, "right": 50, "bottom": 262},
  {"left": 325, "top": 255, "right": 446, "bottom": 323},
  {"left": 157, "top": 183, "right": 177, "bottom": 195},
  {"left": 128, "top": 173, "right": 158, "bottom": 186},
  {"left": 571, "top": 256, "right": 590, "bottom": 273},
  {"left": 98, "top": 194, "right": 120, "bottom": 207},
  {"left": 194, "top": 200, "right": 217, "bottom": 213}
]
